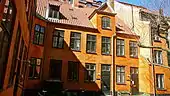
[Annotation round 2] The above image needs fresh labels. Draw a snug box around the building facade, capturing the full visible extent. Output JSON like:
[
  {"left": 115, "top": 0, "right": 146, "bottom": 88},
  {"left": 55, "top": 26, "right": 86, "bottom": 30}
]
[
  {"left": 0, "top": 0, "right": 33, "bottom": 96},
  {"left": 114, "top": 0, "right": 170, "bottom": 95},
  {"left": 24, "top": 0, "right": 116, "bottom": 96}
]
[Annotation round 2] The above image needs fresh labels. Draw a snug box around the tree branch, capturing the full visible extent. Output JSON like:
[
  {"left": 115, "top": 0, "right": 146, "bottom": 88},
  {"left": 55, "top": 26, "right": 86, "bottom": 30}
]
[{"left": 138, "top": 43, "right": 170, "bottom": 52}]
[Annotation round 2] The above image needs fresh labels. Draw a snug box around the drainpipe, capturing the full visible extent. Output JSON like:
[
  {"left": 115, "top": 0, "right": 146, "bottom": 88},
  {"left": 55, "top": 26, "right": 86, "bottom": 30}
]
[
  {"left": 112, "top": 33, "right": 116, "bottom": 96},
  {"left": 131, "top": 5, "right": 134, "bottom": 31}
]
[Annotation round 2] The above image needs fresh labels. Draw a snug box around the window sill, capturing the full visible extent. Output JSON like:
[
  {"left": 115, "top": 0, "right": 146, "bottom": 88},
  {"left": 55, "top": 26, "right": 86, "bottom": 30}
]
[
  {"left": 116, "top": 83, "right": 126, "bottom": 85},
  {"left": 28, "top": 77, "right": 40, "bottom": 80},
  {"left": 157, "top": 88, "right": 166, "bottom": 91},
  {"left": 154, "top": 63, "right": 163, "bottom": 66},
  {"left": 84, "top": 80, "right": 96, "bottom": 83},
  {"left": 116, "top": 55, "right": 126, "bottom": 58},
  {"left": 102, "top": 53, "right": 112, "bottom": 56},
  {"left": 154, "top": 40, "right": 161, "bottom": 42},
  {"left": 68, "top": 80, "right": 79, "bottom": 83},
  {"left": 32, "top": 43, "right": 44, "bottom": 46},
  {"left": 52, "top": 47, "right": 64, "bottom": 49},
  {"left": 130, "top": 56, "right": 138, "bottom": 59},
  {"left": 86, "top": 52, "right": 97, "bottom": 55},
  {"left": 102, "top": 27, "right": 112, "bottom": 31},
  {"left": 71, "top": 49, "right": 81, "bottom": 52}
]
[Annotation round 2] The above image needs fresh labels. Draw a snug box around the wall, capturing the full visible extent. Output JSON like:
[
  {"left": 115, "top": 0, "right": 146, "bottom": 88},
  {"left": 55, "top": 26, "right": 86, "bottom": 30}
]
[
  {"left": 0, "top": 0, "right": 30, "bottom": 96},
  {"left": 114, "top": 33, "right": 139, "bottom": 93}
]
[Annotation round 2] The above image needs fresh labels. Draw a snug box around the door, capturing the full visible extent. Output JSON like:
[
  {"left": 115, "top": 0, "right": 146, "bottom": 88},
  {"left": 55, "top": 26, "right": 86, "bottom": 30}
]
[
  {"left": 130, "top": 67, "right": 139, "bottom": 95},
  {"left": 49, "top": 59, "right": 62, "bottom": 80},
  {"left": 101, "top": 65, "right": 111, "bottom": 95}
]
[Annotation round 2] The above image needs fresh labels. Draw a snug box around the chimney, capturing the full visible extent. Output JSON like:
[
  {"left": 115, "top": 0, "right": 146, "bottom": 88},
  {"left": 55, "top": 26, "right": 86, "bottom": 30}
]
[
  {"left": 159, "top": 8, "right": 163, "bottom": 16},
  {"left": 107, "top": 0, "right": 114, "bottom": 9},
  {"left": 72, "top": 0, "right": 78, "bottom": 7}
]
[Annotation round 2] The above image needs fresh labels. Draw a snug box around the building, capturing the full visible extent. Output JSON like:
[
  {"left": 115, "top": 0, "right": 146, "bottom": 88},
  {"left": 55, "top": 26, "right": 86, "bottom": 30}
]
[
  {"left": 24, "top": 0, "right": 116, "bottom": 96},
  {"left": 114, "top": 16, "right": 140, "bottom": 95},
  {"left": 114, "top": 0, "right": 170, "bottom": 95},
  {"left": 0, "top": 0, "right": 33, "bottom": 96},
  {"left": 24, "top": 0, "right": 141, "bottom": 96}
]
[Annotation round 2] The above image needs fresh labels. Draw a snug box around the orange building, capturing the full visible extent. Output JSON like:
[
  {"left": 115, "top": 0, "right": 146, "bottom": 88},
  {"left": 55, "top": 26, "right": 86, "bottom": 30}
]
[
  {"left": 0, "top": 0, "right": 33, "bottom": 96},
  {"left": 114, "top": 17, "right": 140, "bottom": 95},
  {"left": 23, "top": 1, "right": 116, "bottom": 96}
]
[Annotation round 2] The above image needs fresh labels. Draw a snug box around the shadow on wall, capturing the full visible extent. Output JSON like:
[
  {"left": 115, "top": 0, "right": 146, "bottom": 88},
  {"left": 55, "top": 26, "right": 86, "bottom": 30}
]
[{"left": 37, "top": 39, "right": 103, "bottom": 96}]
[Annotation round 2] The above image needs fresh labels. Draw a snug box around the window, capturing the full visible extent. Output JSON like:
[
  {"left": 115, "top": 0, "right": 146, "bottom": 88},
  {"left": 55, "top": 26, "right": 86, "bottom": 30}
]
[
  {"left": 116, "top": 39, "right": 125, "bottom": 56},
  {"left": 33, "top": 24, "right": 45, "bottom": 45},
  {"left": 86, "top": 3, "right": 92, "bottom": 7},
  {"left": 151, "top": 27, "right": 160, "bottom": 42},
  {"left": 102, "top": 17, "right": 111, "bottom": 29},
  {"left": 129, "top": 41, "right": 138, "bottom": 58},
  {"left": 86, "top": 34, "right": 96, "bottom": 53},
  {"left": 70, "top": 32, "right": 81, "bottom": 51},
  {"left": 154, "top": 50, "right": 162, "bottom": 64},
  {"left": 102, "top": 37, "right": 111, "bottom": 55},
  {"left": 85, "top": 63, "right": 96, "bottom": 82},
  {"left": 139, "top": 11, "right": 150, "bottom": 21},
  {"left": 8, "top": 26, "right": 21, "bottom": 86},
  {"left": 0, "top": 26, "right": 12, "bottom": 88},
  {"left": 68, "top": 61, "right": 79, "bottom": 81},
  {"left": 49, "top": 59, "right": 62, "bottom": 80},
  {"left": 20, "top": 46, "right": 28, "bottom": 82},
  {"left": 68, "top": 0, "right": 73, "bottom": 4},
  {"left": 29, "top": 58, "right": 41, "bottom": 79},
  {"left": 53, "top": 30, "right": 64, "bottom": 48},
  {"left": 156, "top": 74, "right": 164, "bottom": 90},
  {"left": 2, "top": 0, "right": 16, "bottom": 32},
  {"left": 116, "top": 66, "right": 125, "bottom": 84},
  {"left": 48, "top": 5, "right": 60, "bottom": 19}
]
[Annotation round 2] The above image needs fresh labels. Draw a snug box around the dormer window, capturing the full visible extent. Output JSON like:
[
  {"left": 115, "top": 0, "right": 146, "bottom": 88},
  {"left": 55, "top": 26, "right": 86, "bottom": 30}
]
[
  {"left": 102, "top": 16, "right": 111, "bottom": 29},
  {"left": 48, "top": 5, "right": 60, "bottom": 19}
]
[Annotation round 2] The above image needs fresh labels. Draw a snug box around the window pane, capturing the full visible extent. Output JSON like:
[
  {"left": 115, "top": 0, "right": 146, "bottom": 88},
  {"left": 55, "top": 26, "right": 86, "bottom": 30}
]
[
  {"left": 70, "top": 32, "right": 81, "bottom": 50},
  {"left": 121, "top": 73, "right": 125, "bottom": 83},
  {"left": 35, "top": 25, "right": 40, "bottom": 31},
  {"left": 40, "top": 27, "right": 45, "bottom": 33},
  {"left": 39, "top": 33, "right": 44, "bottom": 45},
  {"left": 53, "top": 37, "right": 58, "bottom": 47},
  {"left": 117, "top": 39, "right": 124, "bottom": 56},
  {"left": 117, "top": 72, "right": 120, "bottom": 83},
  {"left": 36, "top": 59, "right": 41, "bottom": 66},
  {"left": 29, "top": 66, "right": 34, "bottom": 78},
  {"left": 58, "top": 37, "right": 64, "bottom": 48},
  {"left": 85, "top": 64, "right": 96, "bottom": 82},
  {"left": 86, "top": 35, "right": 96, "bottom": 53},
  {"left": 34, "top": 31, "right": 39, "bottom": 44},
  {"left": 102, "top": 17, "right": 110, "bottom": 29}
]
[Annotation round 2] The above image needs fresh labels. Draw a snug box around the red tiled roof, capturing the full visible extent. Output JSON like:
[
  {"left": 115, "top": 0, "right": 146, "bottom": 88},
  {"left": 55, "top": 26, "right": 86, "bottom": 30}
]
[{"left": 36, "top": 0, "right": 95, "bottom": 28}]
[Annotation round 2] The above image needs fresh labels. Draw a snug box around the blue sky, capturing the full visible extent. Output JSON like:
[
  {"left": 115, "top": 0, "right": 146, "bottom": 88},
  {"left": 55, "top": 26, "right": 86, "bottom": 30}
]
[{"left": 117, "top": 0, "right": 170, "bottom": 16}]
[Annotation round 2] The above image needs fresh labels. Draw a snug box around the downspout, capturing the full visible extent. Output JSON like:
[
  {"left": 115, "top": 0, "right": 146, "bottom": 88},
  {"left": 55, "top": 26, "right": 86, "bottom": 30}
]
[
  {"left": 149, "top": 20, "right": 156, "bottom": 96},
  {"left": 23, "top": 0, "right": 36, "bottom": 94},
  {"left": 112, "top": 33, "right": 116, "bottom": 96},
  {"left": 131, "top": 5, "right": 134, "bottom": 30}
]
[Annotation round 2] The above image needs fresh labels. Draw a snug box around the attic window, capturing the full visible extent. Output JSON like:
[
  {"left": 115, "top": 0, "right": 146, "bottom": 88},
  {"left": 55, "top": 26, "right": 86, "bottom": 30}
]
[
  {"left": 48, "top": 5, "right": 60, "bottom": 19},
  {"left": 102, "top": 16, "right": 111, "bottom": 29}
]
